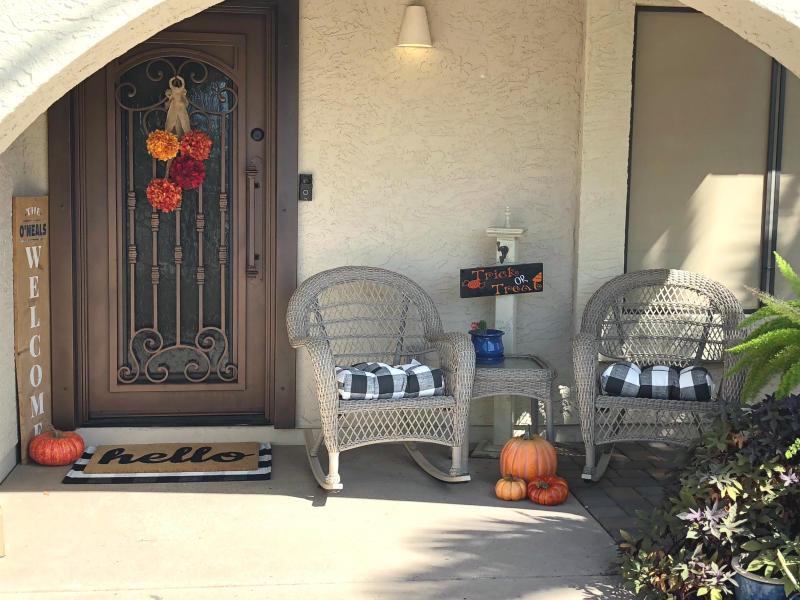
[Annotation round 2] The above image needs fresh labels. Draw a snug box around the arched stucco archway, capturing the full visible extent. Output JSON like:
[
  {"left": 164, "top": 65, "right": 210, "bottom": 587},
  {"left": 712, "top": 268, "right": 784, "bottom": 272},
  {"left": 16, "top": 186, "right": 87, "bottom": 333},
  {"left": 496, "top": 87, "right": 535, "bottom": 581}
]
[
  {"left": 0, "top": 0, "right": 799, "bottom": 155},
  {"left": 0, "top": 0, "right": 221, "bottom": 153}
]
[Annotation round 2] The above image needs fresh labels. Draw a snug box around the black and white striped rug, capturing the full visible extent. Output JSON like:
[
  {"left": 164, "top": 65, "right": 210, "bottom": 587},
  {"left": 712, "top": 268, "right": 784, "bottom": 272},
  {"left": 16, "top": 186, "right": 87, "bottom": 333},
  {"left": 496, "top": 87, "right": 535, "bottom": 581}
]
[{"left": 62, "top": 443, "right": 272, "bottom": 484}]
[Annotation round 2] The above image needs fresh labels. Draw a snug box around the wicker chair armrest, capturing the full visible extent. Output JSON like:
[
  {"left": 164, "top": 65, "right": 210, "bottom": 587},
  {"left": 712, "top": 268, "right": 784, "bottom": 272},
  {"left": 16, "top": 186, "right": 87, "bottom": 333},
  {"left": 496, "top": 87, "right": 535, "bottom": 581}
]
[
  {"left": 428, "top": 332, "right": 475, "bottom": 446},
  {"left": 573, "top": 333, "right": 600, "bottom": 447},
  {"left": 721, "top": 327, "right": 746, "bottom": 404},
  {"left": 293, "top": 336, "right": 341, "bottom": 453}
]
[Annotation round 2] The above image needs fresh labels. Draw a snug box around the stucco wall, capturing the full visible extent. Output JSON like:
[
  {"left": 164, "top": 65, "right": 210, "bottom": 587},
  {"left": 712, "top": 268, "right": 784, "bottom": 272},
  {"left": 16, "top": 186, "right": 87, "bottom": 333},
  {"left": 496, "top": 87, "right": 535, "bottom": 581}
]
[
  {"left": 0, "top": 0, "right": 796, "bottom": 452},
  {"left": 295, "top": 0, "right": 585, "bottom": 429},
  {"left": 0, "top": 114, "right": 47, "bottom": 481},
  {"left": 573, "top": 0, "right": 685, "bottom": 330}
]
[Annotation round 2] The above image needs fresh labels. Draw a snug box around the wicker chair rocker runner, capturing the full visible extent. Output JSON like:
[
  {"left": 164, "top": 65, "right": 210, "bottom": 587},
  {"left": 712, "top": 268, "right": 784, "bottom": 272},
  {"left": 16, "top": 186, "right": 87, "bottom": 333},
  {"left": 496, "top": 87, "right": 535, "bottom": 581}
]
[
  {"left": 574, "top": 269, "right": 745, "bottom": 481},
  {"left": 287, "top": 266, "right": 475, "bottom": 490}
]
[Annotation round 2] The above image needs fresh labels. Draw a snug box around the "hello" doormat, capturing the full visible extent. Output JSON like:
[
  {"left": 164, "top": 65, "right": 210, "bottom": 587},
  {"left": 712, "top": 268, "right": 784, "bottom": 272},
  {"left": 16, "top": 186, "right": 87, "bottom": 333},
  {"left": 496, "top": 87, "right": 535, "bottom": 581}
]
[{"left": 62, "top": 442, "right": 271, "bottom": 484}]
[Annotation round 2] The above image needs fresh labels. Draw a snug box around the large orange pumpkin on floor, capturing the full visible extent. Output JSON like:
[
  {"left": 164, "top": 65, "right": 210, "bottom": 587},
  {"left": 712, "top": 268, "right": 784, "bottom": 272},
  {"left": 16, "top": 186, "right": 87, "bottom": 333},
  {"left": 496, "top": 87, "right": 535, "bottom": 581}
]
[
  {"left": 500, "top": 428, "right": 557, "bottom": 483},
  {"left": 527, "top": 475, "right": 569, "bottom": 506},
  {"left": 495, "top": 475, "right": 527, "bottom": 501},
  {"left": 28, "top": 428, "right": 84, "bottom": 466}
]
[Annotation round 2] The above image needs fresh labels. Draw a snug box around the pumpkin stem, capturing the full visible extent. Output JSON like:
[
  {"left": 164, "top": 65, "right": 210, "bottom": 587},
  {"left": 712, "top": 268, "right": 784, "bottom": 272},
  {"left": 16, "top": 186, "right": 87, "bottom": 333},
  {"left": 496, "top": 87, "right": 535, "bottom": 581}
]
[
  {"left": 536, "top": 480, "right": 550, "bottom": 489},
  {"left": 48, "top": 425, "right": 62, "bottom": 438},
  {"left": 523, "top": 424, "right": 534, "bottom": 440}
]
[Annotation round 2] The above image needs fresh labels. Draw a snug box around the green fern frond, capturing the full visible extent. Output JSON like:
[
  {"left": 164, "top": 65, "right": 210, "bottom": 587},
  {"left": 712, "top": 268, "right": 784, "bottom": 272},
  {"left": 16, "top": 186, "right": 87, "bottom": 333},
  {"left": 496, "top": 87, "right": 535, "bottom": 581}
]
[
  {"left": 761, "top": 346, "right": 800, "bottom": 394},
  {"left": 775, "top": 253, "right": 800, "bottom": 299},
  {"left": 734, "top": 345, "right": 786, "bottom": 399},
  {"left": 723, "top": 256, "right": 800, "bottom": 401},
  {"left": 725, "top": 355, "right": 753, "bottom": 377},
  {"left": 776, "top": 359, "right": 800, "bottom": 399},
  {"left": 728, "top": 328, "right": 800, "bottom": 355},
  {"left": 741, "top": 317, "right": 797, "bottom": 344},
  {"left": 737, "top": 345, "right": 800, "bottom": 400},
  {"left": 738, "top": 300, "right": 800, "bottom": 329},
  {"left": 739, "top": 305, "right": 781, "bottom": 329},
  {"left": 742, "top": 359, "right": 775, "bottom": 401},
  {"left": 753, "top": 291, "right": 800, "bottom": 326}
]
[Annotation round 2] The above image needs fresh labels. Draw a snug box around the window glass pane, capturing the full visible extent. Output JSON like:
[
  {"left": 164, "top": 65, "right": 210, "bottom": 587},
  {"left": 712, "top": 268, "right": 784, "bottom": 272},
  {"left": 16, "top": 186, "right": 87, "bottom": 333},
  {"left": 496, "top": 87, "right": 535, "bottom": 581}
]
[
  {"left": 627, "top": 12, "right": 771, "bottom": 310},
  {"left": 775, "top": 71, "right": 800, "bottom": 301}
]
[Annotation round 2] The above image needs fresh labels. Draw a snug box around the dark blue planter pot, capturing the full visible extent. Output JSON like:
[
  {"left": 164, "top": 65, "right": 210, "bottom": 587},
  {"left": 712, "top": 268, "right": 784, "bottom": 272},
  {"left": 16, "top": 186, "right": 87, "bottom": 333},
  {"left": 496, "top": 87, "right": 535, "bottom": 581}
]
[
  {"left": 732, "top": 556, "right": 796, "bottom": 600},
  {"left": 469, "top": 329, "right": 505, "bottom": 364}
]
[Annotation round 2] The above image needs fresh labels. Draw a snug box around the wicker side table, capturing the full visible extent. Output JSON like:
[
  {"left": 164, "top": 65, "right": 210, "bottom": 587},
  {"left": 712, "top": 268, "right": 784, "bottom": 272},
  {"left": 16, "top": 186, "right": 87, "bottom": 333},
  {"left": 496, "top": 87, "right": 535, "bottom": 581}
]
[{"left": 470, "top": 354, "right": 557, "bottom": 458}]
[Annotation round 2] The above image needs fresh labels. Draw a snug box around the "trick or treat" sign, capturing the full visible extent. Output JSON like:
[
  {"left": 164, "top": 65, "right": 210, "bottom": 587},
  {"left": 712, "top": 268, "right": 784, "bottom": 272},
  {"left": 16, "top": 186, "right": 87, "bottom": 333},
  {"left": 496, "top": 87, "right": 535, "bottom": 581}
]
[{"left": 459, "top": 263, "right": 543, "bottom": 299}]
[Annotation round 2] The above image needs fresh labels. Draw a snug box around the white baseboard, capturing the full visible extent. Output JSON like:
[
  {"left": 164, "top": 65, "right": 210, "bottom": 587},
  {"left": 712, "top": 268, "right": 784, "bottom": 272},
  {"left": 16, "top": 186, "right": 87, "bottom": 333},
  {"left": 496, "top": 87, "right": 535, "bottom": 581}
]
[
  {"left": 0, "top": 444, "right": 18, "bottom": 484},
  {"left": 75, "top": 426, "right": 305, "bottom": 447}
]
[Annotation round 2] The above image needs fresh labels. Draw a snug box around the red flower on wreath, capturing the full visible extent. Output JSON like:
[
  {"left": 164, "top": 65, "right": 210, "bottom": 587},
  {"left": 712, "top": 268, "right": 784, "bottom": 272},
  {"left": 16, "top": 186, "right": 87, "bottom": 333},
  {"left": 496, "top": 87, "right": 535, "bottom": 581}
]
[
  {"left": 169, "top": 155, "right": 205, "bottom": 190},
  {"left": 179, "top": 130, "right": 212, "bottom": 161},
  {"left": 146, "top": 178, "right": 182, "bottom": 212}
]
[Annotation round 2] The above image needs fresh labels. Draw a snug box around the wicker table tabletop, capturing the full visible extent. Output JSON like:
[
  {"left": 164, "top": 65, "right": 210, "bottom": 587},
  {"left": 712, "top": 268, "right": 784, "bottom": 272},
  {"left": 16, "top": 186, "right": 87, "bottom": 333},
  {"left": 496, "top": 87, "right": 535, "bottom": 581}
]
[{"left": 471, "top": 354, "right": 558, "bottom": 454}]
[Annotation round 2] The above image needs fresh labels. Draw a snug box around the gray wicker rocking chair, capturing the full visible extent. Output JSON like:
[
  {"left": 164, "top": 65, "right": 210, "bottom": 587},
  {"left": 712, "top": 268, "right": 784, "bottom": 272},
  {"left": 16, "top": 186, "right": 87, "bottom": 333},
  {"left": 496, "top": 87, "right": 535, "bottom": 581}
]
[
  {"left": 573, "top": 269, "right": 745, "bottom": 481},
  {"left": 287, "top": 266, "right": 475, "bottom": 490}
]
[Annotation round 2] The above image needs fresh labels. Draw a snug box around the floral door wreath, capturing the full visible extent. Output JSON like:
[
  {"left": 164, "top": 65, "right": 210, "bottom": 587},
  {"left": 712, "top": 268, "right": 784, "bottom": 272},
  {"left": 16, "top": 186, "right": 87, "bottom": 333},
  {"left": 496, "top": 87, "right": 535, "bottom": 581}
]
[{"left": 145, "top": 76, "right": 213, "bottom": 213}]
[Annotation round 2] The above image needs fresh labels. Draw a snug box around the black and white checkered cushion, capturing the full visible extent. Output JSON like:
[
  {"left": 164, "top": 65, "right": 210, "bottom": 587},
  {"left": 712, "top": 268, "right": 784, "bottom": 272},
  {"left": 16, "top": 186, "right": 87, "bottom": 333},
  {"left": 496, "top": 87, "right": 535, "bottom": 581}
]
[
  {"left": 600, "top": 361, "right": 641, "bottom": 397},
  {"left": 351, "top": 362, "right": 407, "bottom": 399},
  {"left": 335, "top": 363, "right": 406, "bottom": 400},
  {"left": 335, "top": 360, "right": 445, "bottom": 400},
  {"left": 335, "top": 367, "right": 380, "bottom": 400},
  {"left": 639, "top": 365, "right": 680, "bottom": 400},
  {"left": 398, "top": 360, "right": 444, "bottom": 398},
  {"left": 678, "top": 366, "right": 714, "bottom": 401}
]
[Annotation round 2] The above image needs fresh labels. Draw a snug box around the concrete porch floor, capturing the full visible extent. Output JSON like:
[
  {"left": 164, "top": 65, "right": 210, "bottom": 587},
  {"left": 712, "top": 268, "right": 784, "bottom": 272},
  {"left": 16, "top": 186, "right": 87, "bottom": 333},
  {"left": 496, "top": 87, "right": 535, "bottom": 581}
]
[{"left": 0, "top": 443, "right": 632, "bottom": 600}]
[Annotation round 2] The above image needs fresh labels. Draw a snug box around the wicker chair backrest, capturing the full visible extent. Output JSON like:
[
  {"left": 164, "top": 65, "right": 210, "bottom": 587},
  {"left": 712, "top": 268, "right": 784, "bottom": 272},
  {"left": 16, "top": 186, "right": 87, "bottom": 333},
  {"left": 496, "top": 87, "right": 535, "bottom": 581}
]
[
  {"left": 287, "top": 266, "right": 444, "bottom": 367},
  {"left": 580, "top": 270, "right": 744, "bottom": 367}
]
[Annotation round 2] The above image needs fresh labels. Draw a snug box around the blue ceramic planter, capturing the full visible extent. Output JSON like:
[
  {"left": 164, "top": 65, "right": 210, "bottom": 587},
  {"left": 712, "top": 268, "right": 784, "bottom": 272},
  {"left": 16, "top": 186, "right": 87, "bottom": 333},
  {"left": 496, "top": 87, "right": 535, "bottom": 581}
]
[
  {"left": 469, "top": 329, "right": 505, "bottom": 364},
  {"left": 732, "top": 556, "right": 796, "bottom": 600}
]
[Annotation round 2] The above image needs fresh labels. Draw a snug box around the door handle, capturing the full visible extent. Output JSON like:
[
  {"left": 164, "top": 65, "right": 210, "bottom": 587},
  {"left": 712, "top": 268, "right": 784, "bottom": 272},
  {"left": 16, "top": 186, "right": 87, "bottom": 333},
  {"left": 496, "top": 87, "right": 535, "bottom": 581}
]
[{"left": 245, "top": 160, "right": 258, "bottom": 279}]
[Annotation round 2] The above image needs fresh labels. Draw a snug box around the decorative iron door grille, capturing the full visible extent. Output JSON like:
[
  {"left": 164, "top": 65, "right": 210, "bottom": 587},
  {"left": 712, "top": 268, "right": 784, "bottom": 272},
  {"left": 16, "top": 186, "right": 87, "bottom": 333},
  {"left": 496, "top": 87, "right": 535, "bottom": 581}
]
[{"left": 115, "top": 55, "right": 240, "bottom": 385}]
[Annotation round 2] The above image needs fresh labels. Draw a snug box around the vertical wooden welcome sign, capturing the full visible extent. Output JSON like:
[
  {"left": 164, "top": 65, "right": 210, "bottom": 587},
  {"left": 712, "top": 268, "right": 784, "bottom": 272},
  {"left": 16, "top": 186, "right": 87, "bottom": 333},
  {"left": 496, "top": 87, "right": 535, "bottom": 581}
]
[{"left": 13, "top": 197, "right": 51, "bottom": 463}]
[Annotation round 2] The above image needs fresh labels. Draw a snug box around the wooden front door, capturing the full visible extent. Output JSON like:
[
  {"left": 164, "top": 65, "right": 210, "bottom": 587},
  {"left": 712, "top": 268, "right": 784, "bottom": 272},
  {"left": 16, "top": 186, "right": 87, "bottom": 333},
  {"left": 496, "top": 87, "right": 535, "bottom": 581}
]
[{"left": 49, "top": 3, "right": 298, "bottom": 425}]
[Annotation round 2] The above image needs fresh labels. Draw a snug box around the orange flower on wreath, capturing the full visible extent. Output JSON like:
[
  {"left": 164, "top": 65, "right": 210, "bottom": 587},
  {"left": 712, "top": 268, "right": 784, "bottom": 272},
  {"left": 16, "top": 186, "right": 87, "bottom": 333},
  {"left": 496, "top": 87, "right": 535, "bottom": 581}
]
[
  {"left": 146, "top": 130, "right": 179, "bottom": 161},
  {"left": 179, "top": 130, "right": 212, "bottom": 161},
  {"left": 146, "top": 178, "right": 182, "bottom": 212}
]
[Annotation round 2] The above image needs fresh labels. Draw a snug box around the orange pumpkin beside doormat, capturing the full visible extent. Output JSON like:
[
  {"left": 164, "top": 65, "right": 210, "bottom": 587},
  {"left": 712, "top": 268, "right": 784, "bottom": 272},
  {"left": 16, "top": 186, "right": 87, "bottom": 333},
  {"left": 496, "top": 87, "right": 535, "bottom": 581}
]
[
  {"left": 527, "top": 474, "right": 569, "bottom": 506},
  {"left": 495, "top": 475, "right": 527, "bottom": 501},
  {"left": 499, "top": 428, "right": 557, "bottom": 483},
  {"left": 28, "top": 428, "right": 84, "bottom": 466}
]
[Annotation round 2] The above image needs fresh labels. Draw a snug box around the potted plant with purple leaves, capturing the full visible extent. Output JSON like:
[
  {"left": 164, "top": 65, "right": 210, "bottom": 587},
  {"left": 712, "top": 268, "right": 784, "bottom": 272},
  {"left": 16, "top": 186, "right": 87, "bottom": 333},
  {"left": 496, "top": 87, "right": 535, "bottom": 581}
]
[
  {"left": 733, "top": 534, "right": 800, "bottom": 599},
  {"left": 619, "top": 395, "right": 800, "bottom": 599},
  {"left": 469, "top": 320, "right": 505, "bottom": 364}
]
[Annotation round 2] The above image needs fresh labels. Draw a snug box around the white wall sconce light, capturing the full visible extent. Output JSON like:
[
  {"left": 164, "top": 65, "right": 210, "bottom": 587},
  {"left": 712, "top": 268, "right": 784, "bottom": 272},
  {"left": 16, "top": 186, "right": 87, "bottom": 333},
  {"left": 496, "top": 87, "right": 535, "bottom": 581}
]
[{"left": 397, "top": 6, "right": 432, "bottom": 48}]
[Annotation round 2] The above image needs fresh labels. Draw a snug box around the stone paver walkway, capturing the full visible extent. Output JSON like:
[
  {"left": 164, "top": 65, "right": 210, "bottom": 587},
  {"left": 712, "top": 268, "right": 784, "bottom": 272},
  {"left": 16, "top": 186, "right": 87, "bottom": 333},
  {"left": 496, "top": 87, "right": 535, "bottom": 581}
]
[{"left": 556, "top": 441, "right": 686, "bottom": 542}]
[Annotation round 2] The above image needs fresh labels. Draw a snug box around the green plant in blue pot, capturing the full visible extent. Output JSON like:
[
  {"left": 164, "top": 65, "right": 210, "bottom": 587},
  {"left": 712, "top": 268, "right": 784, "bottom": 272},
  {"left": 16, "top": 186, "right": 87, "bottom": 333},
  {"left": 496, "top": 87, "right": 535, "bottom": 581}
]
[{"left": 469, "top": 320, "right": 505, "bottom": 364}]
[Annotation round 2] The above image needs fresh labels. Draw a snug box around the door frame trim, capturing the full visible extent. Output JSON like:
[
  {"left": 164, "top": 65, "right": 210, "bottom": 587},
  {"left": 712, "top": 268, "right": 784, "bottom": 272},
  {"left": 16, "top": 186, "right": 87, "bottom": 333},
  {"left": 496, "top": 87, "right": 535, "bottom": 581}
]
[{"left": 48, "top": 0, "right": 299, "bottom": 429}]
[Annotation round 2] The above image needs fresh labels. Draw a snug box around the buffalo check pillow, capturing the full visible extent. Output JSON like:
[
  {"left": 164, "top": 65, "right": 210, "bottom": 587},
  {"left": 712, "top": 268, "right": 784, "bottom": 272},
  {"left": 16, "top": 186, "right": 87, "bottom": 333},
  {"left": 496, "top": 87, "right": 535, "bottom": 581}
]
[
  {"left": 599, "top": 360, "right": 715, "bottom": 401},
  {"left": 398, "top": 360, "right": 444, "bottom": 398},
  {"left": 639, "top": 365, "right": 680, "bottom": 400},
  {"left": 600, "top": 361, "right": 641, "bottom": 397},
  {"left": 678, "top": 366, "right": 714, "bottom": 401},
  {"left": 335, "top": 362, "right": 407, "bottom": 400},
  {"left": 335, "top": 360, "right": 444, "bottom": 400}
]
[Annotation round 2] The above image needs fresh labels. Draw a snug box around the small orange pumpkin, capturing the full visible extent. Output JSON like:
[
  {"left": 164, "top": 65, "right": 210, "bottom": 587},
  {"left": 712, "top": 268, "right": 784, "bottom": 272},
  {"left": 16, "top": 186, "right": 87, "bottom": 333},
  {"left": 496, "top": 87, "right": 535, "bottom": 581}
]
[
  {"left": 495, "top": 475, "right": 527, "bottom": 501},
  {"left": 527, "top": 474, "right": 569, "bottom": 506},
  {"left": 500, "top": 427, "right": 557, "bottom": 484},
  {"left": 28, "top": 428, "right": 85, "bottom": 466}
]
